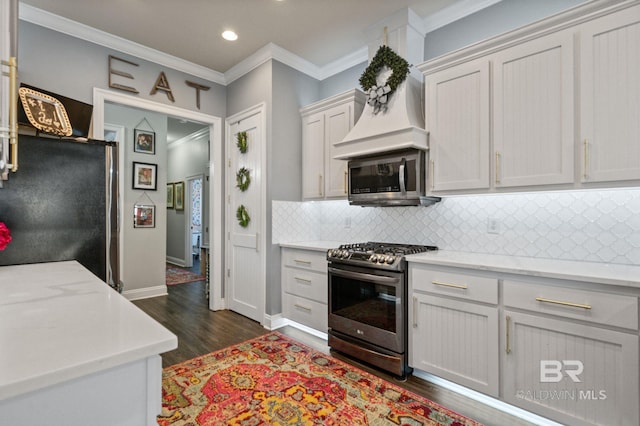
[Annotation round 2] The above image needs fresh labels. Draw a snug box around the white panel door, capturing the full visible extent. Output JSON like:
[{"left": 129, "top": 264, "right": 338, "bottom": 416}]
[
  {"left": 493, "top": 30, "right": 574, "bottom": 188},
  {"left": 580, "top": 6, "right": 640, "bottom": 183},
  {"left": 425, "top": 59, "right": 490, "bottom": 192},
  {"left": 301, "top": 112, "right": 325, "bottom": 199},
  {"left": 226, "top": 107, "right": 264, "bottom": 323},
  {"left": 324, "top": 103, "right": 351, "bottom": 198},
  {"left": 503, "top": 311, "right": 639, "bottom": 426},
  {"left": 410, "top": 293, "right": 499, "bottom": 397}
]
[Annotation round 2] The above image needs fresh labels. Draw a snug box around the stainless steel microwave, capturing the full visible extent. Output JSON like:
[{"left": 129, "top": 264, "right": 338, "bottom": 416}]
[{"left": 347, "top": 148, "right": 440, "bottom": 207}]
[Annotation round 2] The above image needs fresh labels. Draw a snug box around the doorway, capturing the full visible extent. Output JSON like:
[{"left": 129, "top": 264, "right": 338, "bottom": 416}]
[{"left": 93, "top": 88, "right": 224, "bottom": 311}]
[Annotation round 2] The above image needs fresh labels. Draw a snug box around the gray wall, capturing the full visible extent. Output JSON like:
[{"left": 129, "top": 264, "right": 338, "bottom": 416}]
[
  {"left": 167, "top": 132, "right": 209, "bottom": 261},
  {"left": 19, "top": 22, "right": 226, "bottom": 116},
  {"left": 424, "top": 0, "right": 587, "bottom": 60},
  {"left": 104, "top": 103, "right": 167, "bottom": 293},
  {"left": 319, "top": 62, "right": 365, "bottom": 100}
]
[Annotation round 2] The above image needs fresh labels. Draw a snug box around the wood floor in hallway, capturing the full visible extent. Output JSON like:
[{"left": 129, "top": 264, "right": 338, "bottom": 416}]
[{"left": 133, "top": 280, "right": 539, "bottom": 426}]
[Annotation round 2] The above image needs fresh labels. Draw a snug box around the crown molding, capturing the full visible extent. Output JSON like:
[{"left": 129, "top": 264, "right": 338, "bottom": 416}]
[
  {"left": 19, "top": 4, "right": 226, "bottom": 85},
  {"left": 168, "top": 126, "right": 209, "bottom": 149},
  {"left": 19, "top": 2, "right": 499, "bottom": 86},
  {"left": 423, "top": 0, "right": 503, "bottom": 33},
  {"left": 224, "top": 42, "right": 323, "bottom": 85}
]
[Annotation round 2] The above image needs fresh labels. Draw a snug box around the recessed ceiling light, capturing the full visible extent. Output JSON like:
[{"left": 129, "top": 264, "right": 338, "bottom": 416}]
[{"left": 222, "top": 30, "right": 238, "bottom": 41}]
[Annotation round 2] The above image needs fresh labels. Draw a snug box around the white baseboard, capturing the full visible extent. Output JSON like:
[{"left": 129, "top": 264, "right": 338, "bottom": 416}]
[
  {"left": 267, "top": 315, "right": 328, "bottom": 341},
  {"left": 412, "top": 369, "right": 563, "bottom": 426},
  {"left": 122, "top": 285, "right": 167, "bottom": 301},
  {"left": 166, "top": 256, "right": 185, "bottom": 267}
]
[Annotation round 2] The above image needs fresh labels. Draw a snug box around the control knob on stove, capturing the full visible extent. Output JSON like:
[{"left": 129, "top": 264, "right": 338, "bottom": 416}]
[{"left": 385, "top": 255, "right": 395, "bottom": 264}]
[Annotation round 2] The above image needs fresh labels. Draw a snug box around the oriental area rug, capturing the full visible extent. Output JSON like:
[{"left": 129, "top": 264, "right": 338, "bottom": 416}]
[
  {"left": 166, "top": 264, "right": 205, "bottom": 286},
  {"left": 157, "top": 332, "right": 482, "bottom": 426}
]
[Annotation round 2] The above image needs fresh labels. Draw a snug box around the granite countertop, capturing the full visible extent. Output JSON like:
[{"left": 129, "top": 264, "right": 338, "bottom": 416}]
[
  {"left": 0, "top": 261, "right": 177, "bottom": 400},
  {"left": 279, "top": 241, "right": 344, "bottom": 252},
  {"left": 406, "top": 250, "right": 640, "bottom": 288}
]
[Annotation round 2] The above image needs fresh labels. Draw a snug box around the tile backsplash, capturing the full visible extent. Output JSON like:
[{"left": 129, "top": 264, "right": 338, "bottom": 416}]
[{"left": 273, "top": 188, "right": 640, "bottom": 265}]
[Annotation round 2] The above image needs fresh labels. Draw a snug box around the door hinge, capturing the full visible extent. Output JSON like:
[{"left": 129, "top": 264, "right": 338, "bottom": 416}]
[{"left": 227, "top": 269, "right": 230, "bottom": 277}]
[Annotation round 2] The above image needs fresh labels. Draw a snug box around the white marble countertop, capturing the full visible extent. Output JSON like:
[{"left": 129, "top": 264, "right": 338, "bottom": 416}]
[
  {"left": 0, "top": 261, "right": 177, "bottom": 401},
  {"left": 406, "top": 250, "right": 640, "bottom": 288},
  {"left": 279, "top": 241, "right": 344, "bottom": 252}
]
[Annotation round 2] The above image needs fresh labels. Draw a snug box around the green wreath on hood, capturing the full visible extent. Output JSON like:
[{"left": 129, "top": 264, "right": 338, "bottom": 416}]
[{"left": 359, "top": 45, "right": 409, "bottom": 114}]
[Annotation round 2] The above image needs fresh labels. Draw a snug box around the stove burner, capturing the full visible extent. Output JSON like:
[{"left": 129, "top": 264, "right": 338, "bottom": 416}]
[{"left": 327, "top": 242, "right": 437, "bottom": 271}]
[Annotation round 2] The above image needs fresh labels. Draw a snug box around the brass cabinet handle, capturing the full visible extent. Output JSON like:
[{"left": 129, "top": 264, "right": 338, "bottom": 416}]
[
  {"left": 505, "top": 315, "right": 511, "bottom": 354},
  {"left": 318, "top": 174, "right": 323, "bottom": 196},
  {"left": 343, "top": 170, "right": 347, "bottom": 194},
  {"left": 495, "top": 151, "right": 501, "bottom": 184},
  {"left": 432, "top": 280, "right": 468, "bottom": 290},
  {"left": 294, "top": 276, "right": 312, "bottom": 284},
  {"left": 412, "top": 296, "right": 418, "bottom": 328},
  {"left": 535, "top": 297, "right": 592, "bottom": 310},
  {"left": 430, "top": 159, "right": 435, "bottom": 190},
  {"left": 293, "top": 259, "right": 312, "bottom": 265},
  {"left": 583, "top": 139, "right": 589, "bottom": 180},
  {"left": 294, "top": 303, "right": 312, "bottom": 312}
]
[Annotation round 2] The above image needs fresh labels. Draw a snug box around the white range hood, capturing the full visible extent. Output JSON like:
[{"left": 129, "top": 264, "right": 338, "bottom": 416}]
[{"left": 333, "top": 8, "right": 428, "bottom": 160}]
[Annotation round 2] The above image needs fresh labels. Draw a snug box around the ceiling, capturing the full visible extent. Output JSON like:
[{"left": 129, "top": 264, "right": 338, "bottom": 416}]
[{"left": 19, "top": 0, "right": 486, "bottom": 74}]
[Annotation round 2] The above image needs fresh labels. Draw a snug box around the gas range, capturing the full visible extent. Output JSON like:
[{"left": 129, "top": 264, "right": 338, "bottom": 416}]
[{"left": 327, "top": 242, "right": 438, "bottom": 272}]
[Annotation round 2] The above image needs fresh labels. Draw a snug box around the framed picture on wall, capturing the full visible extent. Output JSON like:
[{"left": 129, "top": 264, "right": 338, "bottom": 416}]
[
  {"left": 167, "top": 183, "right": 175, "bottom": 208},
  {"left": 175, "top": 181, "right": 185, "bottom": 210},
  {"left": 132, "top": 162, "right": 157, "bottom": 190},
  {"left": 133, "top": 204, "right": 155, "bottom": 228},
  {"left": 134, "top": 129, "right": 155, "bottom": 154}
]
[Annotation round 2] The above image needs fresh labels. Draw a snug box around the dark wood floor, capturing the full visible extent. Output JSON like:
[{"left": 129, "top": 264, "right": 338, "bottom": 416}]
[{"left": 133, "top": 279, "right": 539, "bottom": 426}]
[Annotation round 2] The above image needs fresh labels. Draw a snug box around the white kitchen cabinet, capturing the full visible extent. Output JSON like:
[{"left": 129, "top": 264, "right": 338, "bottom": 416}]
[
  {"left": 301, "top": 89, "right": 365, "bottom": 199},
  {"left": 281, "top": 247, "right": 329, "bottom": 333},
  {"left": 503, "top": 279, "right": 639, "bottom": 426},
  {"left": 580, "top": 5, "right": 640, "bottom": 184},
  {"left": 493, "top": 30, "right": 574, "bottom": 188},
  {"left": 1, "top": 0, "right": 17, "bottom": 182},
  {"left": 421, "top": 1, "right": 640, "bottom": 194},
  {"left": 425, "top": 58, "right": 490, "bottom": 192},
  {"left": 409, "top": 265, "right": 500, "bottom": 397}
]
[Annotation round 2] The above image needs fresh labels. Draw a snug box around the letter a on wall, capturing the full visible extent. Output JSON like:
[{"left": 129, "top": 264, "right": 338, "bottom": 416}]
[{"left": 150, "top": 71, "right": 175, "bottom": 102}]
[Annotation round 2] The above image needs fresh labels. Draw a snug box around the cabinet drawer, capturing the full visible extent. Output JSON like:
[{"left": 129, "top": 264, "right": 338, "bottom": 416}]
[
  {"left": 504, "top": 280, "right": 638, "bottom": 330},
  {"left": 282, "top": 248, "right": 328, "bottom": 273},
  {"left": 283, "top": 293, "right": 327, "bottom": 333},
  {"left": 282, "top": 267, "right": 327, "bottom": 303},
  {"left": 410, "top": 265, "right": 498, "bottom": 304}
]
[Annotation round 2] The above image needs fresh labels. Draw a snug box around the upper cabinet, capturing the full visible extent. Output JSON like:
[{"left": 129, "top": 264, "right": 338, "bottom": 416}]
[
  {"left": 300, "top": 89, "right": 365, "bottom": 200},
  {"left": 580, "top": 5, "right": 640, "bottom": 183},
  {"left": 426, "top": 58, "right": 490, "bottom": 192},
  {"left": 493, "top": 30, "right": 574, "bottom": 188},
  {"left": 420, "top": 1, "right": 640, "bottom": 195}
]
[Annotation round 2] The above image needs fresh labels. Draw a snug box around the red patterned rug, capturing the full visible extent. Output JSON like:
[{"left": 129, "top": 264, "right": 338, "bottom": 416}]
[
  {"left": 158, "top": 332, "right": 482, "bottom": 425},
  {"left": 166, "top": 264, "right": 205, "bottom": 286}
]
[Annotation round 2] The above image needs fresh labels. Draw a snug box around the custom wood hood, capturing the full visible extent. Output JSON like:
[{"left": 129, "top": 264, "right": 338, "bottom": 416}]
[{"left": 333, "top": 8, "right": 428, "bottom": 160}]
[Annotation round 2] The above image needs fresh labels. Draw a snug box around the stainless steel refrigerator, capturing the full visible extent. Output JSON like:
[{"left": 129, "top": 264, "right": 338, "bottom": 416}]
[{"left": 0, "top": 133, "right": 119, "bottom": 287}]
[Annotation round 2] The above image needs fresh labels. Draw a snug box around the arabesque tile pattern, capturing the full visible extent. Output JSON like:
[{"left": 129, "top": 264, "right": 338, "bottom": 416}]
[{"left": 273, "top": 189, "right": 640, "bottom": 265}]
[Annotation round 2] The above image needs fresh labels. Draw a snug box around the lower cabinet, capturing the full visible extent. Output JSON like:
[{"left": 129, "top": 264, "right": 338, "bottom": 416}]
[
  {"left": 281, "top": 247, "right": 328, "bottom": 333},
  {"left": 409, "top": 262, "right": 640, "bottom": 426},
  {"left": 411, "top": 293, "right": 499, "bottom": 397},
  {"left": 503, "top": 311, "right": 639, "bottom": 426}
]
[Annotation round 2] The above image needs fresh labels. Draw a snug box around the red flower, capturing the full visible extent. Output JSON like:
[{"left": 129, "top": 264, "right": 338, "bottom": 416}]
[{"left": 0, "top": 222, "right": 12, "bottom": 250}]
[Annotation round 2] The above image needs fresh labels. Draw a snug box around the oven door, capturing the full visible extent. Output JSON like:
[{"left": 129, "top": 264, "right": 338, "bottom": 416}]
[{"left": 328, "top": 264, "right": 405, "bottom": 353}]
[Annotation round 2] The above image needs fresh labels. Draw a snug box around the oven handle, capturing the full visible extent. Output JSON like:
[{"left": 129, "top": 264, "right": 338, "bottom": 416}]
[
  {"left": 399, "top": 157, "right": 407, "bottom": 195},
  {"left": 328, "top": 267, "right": 401, "bottom": 285}
]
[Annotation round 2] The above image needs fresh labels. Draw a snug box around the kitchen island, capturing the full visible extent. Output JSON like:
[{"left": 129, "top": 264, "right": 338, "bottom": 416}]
[{"left": 0, "top": 261, "right": 177, "bottom": 426}]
